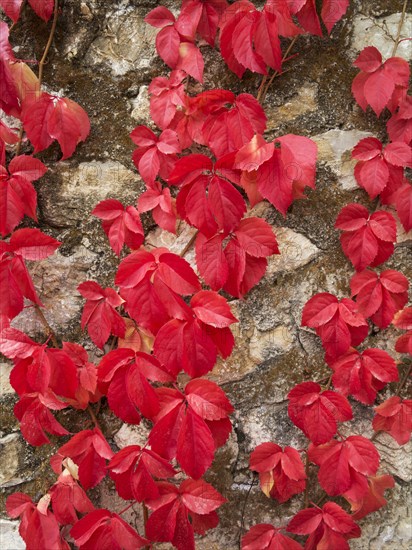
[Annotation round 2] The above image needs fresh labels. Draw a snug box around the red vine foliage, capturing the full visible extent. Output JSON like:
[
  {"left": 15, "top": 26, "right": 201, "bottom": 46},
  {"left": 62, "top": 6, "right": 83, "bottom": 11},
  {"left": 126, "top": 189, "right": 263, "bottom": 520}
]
[{"left": 0, "top": 1, "right": 410, "bottom": 549}]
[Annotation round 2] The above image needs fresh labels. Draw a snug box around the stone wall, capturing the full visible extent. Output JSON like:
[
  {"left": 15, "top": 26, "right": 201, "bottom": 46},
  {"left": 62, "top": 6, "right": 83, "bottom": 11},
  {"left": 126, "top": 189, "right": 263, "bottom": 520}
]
[{"left": 1, "top": 1, "right": 411, "bottom": 548}]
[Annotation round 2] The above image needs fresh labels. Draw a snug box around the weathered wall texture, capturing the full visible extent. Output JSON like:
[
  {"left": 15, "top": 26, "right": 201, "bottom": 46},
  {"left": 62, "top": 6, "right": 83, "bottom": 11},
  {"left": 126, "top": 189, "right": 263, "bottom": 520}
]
[{"left": 1, "top": 1, "right": 411, "bottom": 548}]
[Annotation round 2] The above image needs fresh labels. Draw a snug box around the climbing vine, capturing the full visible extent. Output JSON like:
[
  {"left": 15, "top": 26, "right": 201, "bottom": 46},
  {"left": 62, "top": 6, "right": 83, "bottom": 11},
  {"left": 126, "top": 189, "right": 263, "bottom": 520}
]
[{"left": 0, "top": 1, "right": 410, "bottom": 549}]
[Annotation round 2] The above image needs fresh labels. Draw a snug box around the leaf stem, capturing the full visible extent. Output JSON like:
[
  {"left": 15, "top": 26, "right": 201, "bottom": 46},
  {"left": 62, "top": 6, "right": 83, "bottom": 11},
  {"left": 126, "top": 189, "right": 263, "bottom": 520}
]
[
  {"left": 118, "top": 501, "right": 137, "bottom": 516},
  {"left": 392, "top": 0, "right": 408, "bottom": 56},
  {"left": 14, "top": 127, "right": 24, "bottom": 156},
  {"left": 86, "top": 404, "right": 101, "bottom": 430},
  {"left": 256, "top": 73, "right": 269, "bottom": 103},
  {"left": 396, "top": 363, "right": 412, "bottom": 396},
  {"left": 179, "top": 229, "right": 198, "bottom": 257},
  {"left": 304, "top": 452, "right": 310, "bottom": 508},
  {"left": 38, "top": 0, "right": 59, "bottom": 86},
  {"left": 238, "top": 475, "right": 256, "bottom": 544},
  {"left": 33, "top": 304, "right": 59, "bottom": 347},
  {"left": 260, "top": 36, "right": 299, "bottom": 103},
  {"left": 142, "top": 502, "right": 149, "bottom": 536}
]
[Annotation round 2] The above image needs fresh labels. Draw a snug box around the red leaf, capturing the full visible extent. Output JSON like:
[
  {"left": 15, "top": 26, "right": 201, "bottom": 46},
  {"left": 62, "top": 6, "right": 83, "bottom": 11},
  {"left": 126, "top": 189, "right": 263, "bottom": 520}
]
[
  {"left": 6, "top": 492, "right": 33, "bottom": 518},
  {"left": 9, "top": 227, "right": 61, "bottom": 260},
  {"left": 253, "top": 134, "right": 317, "bottom": 216},
  {"left": 0, "top": 0, "right": 23, "bottom": 22},
  {"left": 302, "top": 292, "right": 368, "bottom": 360},
  {"left": 71, "top": 509, "right": 148, "bottom": 549},
  {"left": 191, "top": 290, "right": 238, "bottom": 328},
  {"left": 14, "top": 394, "right": 69, "bottom": 446},
  {"left": 335, "top": 204, "right": 396, "bottom": 271},
  {"left": 387, "top": 95, "right": 412, "bottom": 145},
  {"left": 288, "top": 382, "right": 352, "bottom": 444},
  {"left": 321, "top": 0, "right": 349, "bottom": 34},
  {"left": 395, "top": 182, "right": 412, "bottom": 231},
  {"left": 235, "top": 134, "right": 274, "bottom": 171},
  {"left": 177, "top": 42, "right": 204, "bottom": 82},
  {"left": 149, "top": 70, "right": 186, "bottom": 129},
  {"left": 92, "top": 199, "right": 144, "bottom": 255},
  {"left": 242, "top": 524, "right": 304, "bottom": 550},
  {"left": 383, "top": 141, "right": 412, "bottom": 167},
  {"left": 23, "top": 93, "right": 90, "bottom": 160},
  {"left": 287, "top": 502, "right": 361, "bottom": 548},
  {"left": 28, "top": 0, "right": 54, "bottom": 21},
  {"left": 177, "top": 407, "right": 215, "bottom": 479},
  {"left": 156, "top": 25, "right": 181, "bottom": 68},
  {"left": 51, "top": 428, "right": 114, "bottom": 490},
  {"left": 393, "top": 306, "right": 412, "bottom": 330},
  {"left": 254, "top": 9, "right": 282, "bottom": 71},
  {"left": 149, "top": 382, "right": 232, "bottom": 478},
  {"left": 49, "top": 470, "right": 95, "bottom": 525},
  {"left": 108, "top": 445, "right": 176, "bottom": 502},
  {"left": 0, "top": 327, "right": 38, "bottom": 358},
  {"left": 250, "top": 442, "right": 306, "bottom": 502},
  {"left": 354, "top": 46, "right": 382, "bottom": 72},
  {"left": 146, "top": 479, "right": 225, "bottom": 547},
  {"left": 144, "top": 6, "right": 175, "bottom": 28},
  {"left": 185, "top": 379, "right": 233, "bottom": 421},
  {"left": 7, "top": 493, "right": 64, "bottom": 550},
  {"left": 351, "top": 269, "right": 408, "bottom": 328},
  {"left": 131, "top": 126, "right": 180, "bottom": 183},
  {"left": 331, "top": 348, "right": 399, "bottom": 404},
  {"left": 352, "top": 48, "right": 410, "bottom": 116},
  {"left": 78, "top": 281, "right": 126, "bottom": 348},
  {"left": 373, "top": 396, "right": 412, "bottom": 445},
  {"left": 98, "top": 349, "right": 171, "bottom": 423},
  {"left": 345, "top": 474, "right": 395, "bottom": 520},
  {"left": 308, "top": 435, "right": 380, "bottom": 499}
]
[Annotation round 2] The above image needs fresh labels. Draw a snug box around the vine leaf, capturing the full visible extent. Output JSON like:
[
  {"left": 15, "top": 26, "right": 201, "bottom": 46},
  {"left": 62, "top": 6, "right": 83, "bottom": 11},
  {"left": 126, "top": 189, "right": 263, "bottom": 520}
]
[{"left": 287, "top": 502, "right": 361, "bottom": 548}]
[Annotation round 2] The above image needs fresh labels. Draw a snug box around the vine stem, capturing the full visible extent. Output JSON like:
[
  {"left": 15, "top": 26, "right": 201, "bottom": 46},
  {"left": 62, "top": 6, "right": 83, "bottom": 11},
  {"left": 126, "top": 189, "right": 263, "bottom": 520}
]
[
  {"left": 179, "top": 229, "right": 198, "bottom": 257},
  {"left": 259, "top": 36, "right": 299, "bottom": 103},
  {"left": 256, "top": 74, "right": 268, "bottom": 103},
  {"left": 142, "top": 503, "right": 149, "bottom": 549},
  {"left": 395, "top": 363, "right": 411, "bottom": 396},
  {"left": 391, "top": 0, "right": 408, "bottom": 56},
  {"left": 38, "top": 0, "right": 59, "bottom": 86},
  {"left": 238, "top": 475, "right": 256, "bottom": 544},
  {"left": 304, "top": 452, "right": 310, "bottom": 508},
  {"left": 14, "top": 0, "right": 58, "bottom": 156},
  {"left": 33, "top": 304, "right": 59, "bottom": 347},
  {"left": 86, "top": 404, "right": 101, "bottom": 430},
  {"left": 118, "top": 502, "right": 137, "bottom": 516}
]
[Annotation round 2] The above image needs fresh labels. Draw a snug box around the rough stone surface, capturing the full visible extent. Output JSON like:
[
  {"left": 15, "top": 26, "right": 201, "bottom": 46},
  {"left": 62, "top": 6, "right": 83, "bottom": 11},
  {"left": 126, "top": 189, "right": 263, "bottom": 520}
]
[
  {"left": 1, "top": 1, "right": 411, "bottom": 549},
  {"left": 351, "top": 13, "right": 412, "bottom": 61},
  {"left": 313, "top": 129, "right": 374, "bottom": 190},
  {"left": 0, "top": 520, "right": 25, "bottom": 550}
]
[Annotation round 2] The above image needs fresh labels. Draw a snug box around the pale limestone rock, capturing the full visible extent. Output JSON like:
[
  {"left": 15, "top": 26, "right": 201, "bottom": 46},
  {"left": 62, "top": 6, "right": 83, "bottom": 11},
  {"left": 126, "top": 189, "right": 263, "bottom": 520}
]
[
  {"left": 85, "top": 9, "right": 157, "bottom": 75},
  {"left": 114, "top": 422, "right": 150, "bottom": 449},
  {"left": 376, "top": 433, "right": 412, "bottom": 483},
  {"left": 58, "top": 160, "right": 137, "bottom": 204},
  {"left": 42, "top": 161, "right": 139, "bottom": 227},
  {"left": 0, "top": 434, "right": 24, "bottom": 488},
  {"left": 267, "top": 227, "right": 320, "bottom": 275},
  {"left": 351, "top": 482, "right": 411, "bottom": 549},
  {"left": 145, "top": 223, "right": 197, "bottom": 269},
  {"left": 351, "top": 13, "right": 412, "bottom": 61},
  {"left": 248, "top": 326, "right": 294, "bottom": 363},
  {"left": 12, "top": 246, "right": 97, "bottom": 336},
  {"left": 266, "top": 83, "right": 318, "bottom": 125},
  {"left": 0, "top": 364, "right": 13, "bottom": 396},
  {"left": 130, "top": 85, "right": 151, "bottom": 123},
  {"left": 0, "top": 520, "right": 25, "bottom": 550},
  {"left": 313, "top": 129, "right": 373, "bottom": 190}
]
